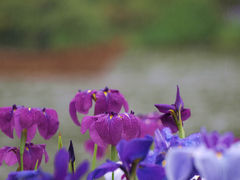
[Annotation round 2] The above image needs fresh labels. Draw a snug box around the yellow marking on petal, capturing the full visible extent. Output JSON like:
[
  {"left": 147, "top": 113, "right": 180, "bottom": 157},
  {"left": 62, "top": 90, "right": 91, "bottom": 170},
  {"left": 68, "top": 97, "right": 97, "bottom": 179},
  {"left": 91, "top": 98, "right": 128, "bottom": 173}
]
[
  {"left": 28, "top": 107, "right": 31, "bottom": 111},
  {"left": 118, "top": 115, "right": 122, "bottom": 118},
  {"left": 104, "top": 91, "right": 108, "bottom": 97},
  {"left": 92, "top": 93, "right": 97, "bottom": 101},
  {"left": 169, "top": 109, "right": 175, "bottom": 113},
  {"left": 25, "top": 147, "right": 29, "bottom": 151},
  {"left": 162, "top": 160, "right": 166, "bottom": 167},
  {"left": 87, "top": 90, "right": 91, "bottom": 93},
  {"left": 110, "top": 115, "right": 113, "bottom": 119},
  {"left": 216, "top": 152, "right": 222, "bottom": 158}
]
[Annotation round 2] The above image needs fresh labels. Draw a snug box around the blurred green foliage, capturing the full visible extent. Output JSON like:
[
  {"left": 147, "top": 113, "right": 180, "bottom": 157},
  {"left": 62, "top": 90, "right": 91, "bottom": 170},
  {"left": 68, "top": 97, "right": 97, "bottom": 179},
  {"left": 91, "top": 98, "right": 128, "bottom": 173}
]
[{"left": 0, "top": 0, "right": 239, "bottom": 50}]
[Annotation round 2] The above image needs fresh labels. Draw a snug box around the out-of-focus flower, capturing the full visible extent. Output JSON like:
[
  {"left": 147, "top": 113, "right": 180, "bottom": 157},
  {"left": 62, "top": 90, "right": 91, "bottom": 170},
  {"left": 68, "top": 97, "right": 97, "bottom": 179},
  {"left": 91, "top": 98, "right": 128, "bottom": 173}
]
[
  {"left": 0, "top": 143, "right": 48, "bottom": 170},
  {"left": 81, "top": 111, "right": 140, "bottom": 147},
  {"left": 137, "top": 111, "right": 163, "bottom": 137},
  {"left": 166, "top": 129, "right": 240, "bottom": 180},
  {"left": 7, "top": 148, "right": 89, "bottom": 180},
  {"left": 155, "top": 86, "right": 191, "bottom": 133},
  {"left": 87, "top": 136, "right": 165, "bottom": 180},
  {"left": 0, "top": 105, "right": 59, "bottom": 141},
  {"left": 69, "top": 87, "right": 129, "bottom": 126},
  {"left": 84, "top": 139, "right": 107, "bottom": 160}
]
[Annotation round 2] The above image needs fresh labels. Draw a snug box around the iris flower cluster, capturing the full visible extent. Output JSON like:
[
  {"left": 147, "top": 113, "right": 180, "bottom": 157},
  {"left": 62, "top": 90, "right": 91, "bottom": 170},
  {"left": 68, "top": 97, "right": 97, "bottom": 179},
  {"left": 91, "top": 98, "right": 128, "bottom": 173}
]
[{"left": 1, "top": 85, "right": 240, "bottom": 180}]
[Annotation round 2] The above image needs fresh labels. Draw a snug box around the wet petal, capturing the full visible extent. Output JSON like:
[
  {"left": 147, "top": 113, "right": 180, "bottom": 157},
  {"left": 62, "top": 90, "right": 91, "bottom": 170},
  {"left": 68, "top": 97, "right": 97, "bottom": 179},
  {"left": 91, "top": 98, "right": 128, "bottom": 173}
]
[
  {"left": 0, "top": 107, "right": 14, "bottom": 138},
  {"left": 75, "top": 91, "right": 93, "bottom": 114},
  {"left": 121, "top": 113, "right": 140, "bottom": 140},
  {"left": 69, "top": 99, "right": 80, "bottom": 126},
  {"left": 87, "top": 160, "right": 121, "bottom": 180},
  {"left": 54, "top": 149, "right": 69, "bottom": 180},
  {"left": 38, "top": 108, "right": 59, "bottom": 140},
  {"left": 117, "top": 136, "right": 153, "bottom": 166},
  {"left": 166, "top": 148, "right": 195, "bottom": 180},
  {"left": 95, "top": 115, "right": 123, "bottom": 146},
  {"left": 155, "top": 104, "right": 175, "bottom": 113},
  {"left": 137, "top": 163, "right": 165, "bottom": 180}
]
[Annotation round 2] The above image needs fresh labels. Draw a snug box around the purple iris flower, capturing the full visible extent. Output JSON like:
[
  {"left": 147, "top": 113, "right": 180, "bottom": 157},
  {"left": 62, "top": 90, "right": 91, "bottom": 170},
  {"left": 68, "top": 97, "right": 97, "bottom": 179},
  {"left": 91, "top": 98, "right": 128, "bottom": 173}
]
[
  {"left": 166, "top": 129, "right": 239, "bottom": 180},
  {"left": 137, "top": 111, "right": 163, "bottom": 137},
  {"left": 155, "top": 86, "right": 191, "bottom": 133},
  {"left": 0, "top": 105, "right": 59, "bottom": 141},
  {"left": 0, "top": 143, "right": 48, "bottom": 170},
  {"left": 7, "top": 148, "right": 89, "bottom": 180},
  {"left": 69, "top": 87, "right": 129, "bottom": 126},
  {"left": 84, "top": 139, "right": 107, "bottom": 160},
  {"left": 81, "top": 111, "right": 140, "bottom": 147},
  {"left": 87, "top": 136, "right": 165, "bottom": 180}
]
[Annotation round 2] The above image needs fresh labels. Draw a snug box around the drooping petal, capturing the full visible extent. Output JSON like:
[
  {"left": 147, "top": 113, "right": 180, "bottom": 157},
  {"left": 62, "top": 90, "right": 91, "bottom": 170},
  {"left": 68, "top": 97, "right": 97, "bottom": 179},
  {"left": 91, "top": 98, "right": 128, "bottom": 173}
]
[
  {"left": 69, "top": 99, "right": 80, "bottom": 126},
  {"left": 0, "top": 147, "right": 18, "bottom": 167},
  {"left": 181, "top": 108, "right": 191, "bottom": 121},
  {"left": 166, "top": 148, "right": 195, "bottom": 180},
  {"left": 75, "top": 91, "right": 93, "bottom": 114},
  {"left": 89, "top": 124, "right": 107, "bottom": 147},
  {"left": 54, "top": 149, "right": 69, "bottom": 180},
  {"left": 38, "top": 108, "right": 59, "bottom": 140},
  {"left": 155, "top": 104, "right": 175, "bottom": 113},
  {"left": 14, "top": 108, "right": 37, "bottom": 129},
  {"left": 107, "top": 90, "right": 129, "bottom": 114},
  {"left": 87, "top": 160, "right": 122, "bottom": 180},
  {"left": 81, "top": 115, "right": 98, "bottom": 134},
  {"left": 137, "top": 163, "right": 165, "bottom": 180},
  {"left": 121, "top": 113, "right": 140, "bottom": 140},
  {"left": 0, "top": 107, "right": 14, "bottom": 138},
  {"left": 71, "top": 160, "right": 89, "bottom": 180},
  {"left": 94, "top": 115, "right": 123, "bottom": 146}
]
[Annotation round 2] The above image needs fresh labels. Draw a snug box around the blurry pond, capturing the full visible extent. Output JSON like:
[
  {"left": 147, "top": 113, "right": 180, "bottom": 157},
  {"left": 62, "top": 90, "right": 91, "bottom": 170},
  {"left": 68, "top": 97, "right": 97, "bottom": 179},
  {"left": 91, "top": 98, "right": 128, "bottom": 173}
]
[{"left": 1, "top": 49, "right": 240, "bottom": 178}]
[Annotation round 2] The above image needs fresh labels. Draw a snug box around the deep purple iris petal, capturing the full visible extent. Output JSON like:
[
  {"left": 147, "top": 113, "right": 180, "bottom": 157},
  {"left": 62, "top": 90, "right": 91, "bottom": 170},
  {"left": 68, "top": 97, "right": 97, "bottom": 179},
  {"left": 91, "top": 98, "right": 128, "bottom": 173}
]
[
  {"left": 181, "top": 108, "right": 191, "bottom": 121},
  {"left": 137, "top": 163, "right": 165, "bottom": 180},
  {"left": 0, "top": 107, "right": 14, "bottom": 138},
  {"left": 175, "top": 85, "right": 184, "bottom": 110},
  {"left": 94, "top": 91, "right": 108, "bottom": 115},
  {"left": 117, "top": 136, "right": 153, "bottom": 167},
  {"left": 120, "top": 93, "right": 129, "bottom": 113},
  {"left": 14, "top": 108, "right": 38, "bottom": 129},
  {"left": 166, "top": 148, "right": 195, "bottom": 180},
  {"left": 154, "top": 104, "right": 175, "bottom": 113},
  {"left": 75, "top": 91, "right": 93, "bottom": 114},
  {"left": 193, "top": 147, "right": 224, "bottom": 180},
  {"left": 69, "top": 99, "right": 80, "bottom": 126},
  {"left": 38, "top": 108, "right": 59, "bottom": 140},
  {"left": 54, "top": 149, "right": 69, "bottom": 180},
  {"left": 160, "top": 113, "right": 178, "bottom": 133},
  {"left": 87, "top": 160, "right": 121, "bottom": 180},
  {"left": 7, "top": 170, "right": 53, "bottom": 180},
  {"left": 71, "top": 160, "right": 89, "bottom": 180},
  {"left": 84, "top": 139, "right": 107, "bottom": 159},
  {"left": 107, "top": 90, "right": 128, "bottom": 114},
  {"left": 95, "top": 115, "right": 123, "bottom": 146},
  {"left": 121, "top": 113, "right": 140, "bottom": 140},
  {"left": 0, "top": 147, "right": 18, "bottom": 167}
]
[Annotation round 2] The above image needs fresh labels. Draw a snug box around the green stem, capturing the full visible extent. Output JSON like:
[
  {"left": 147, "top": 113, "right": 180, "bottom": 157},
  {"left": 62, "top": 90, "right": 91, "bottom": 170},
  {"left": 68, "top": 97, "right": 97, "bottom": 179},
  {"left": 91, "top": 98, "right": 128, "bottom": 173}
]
[
  {"left": 20, "top": 129, "right": 27, "bottom": 171},
  {"left": 111, "top": 145, "right": 117, "bottom": 180},
  {"left": 91, "top": 143, "right": 98, "bottom": 170},
  {"left": 58, "top": 132, "right": 63, "bottom": 150},
  {"left": 177, "top": 108, "right": 185, "bottom": 138}
]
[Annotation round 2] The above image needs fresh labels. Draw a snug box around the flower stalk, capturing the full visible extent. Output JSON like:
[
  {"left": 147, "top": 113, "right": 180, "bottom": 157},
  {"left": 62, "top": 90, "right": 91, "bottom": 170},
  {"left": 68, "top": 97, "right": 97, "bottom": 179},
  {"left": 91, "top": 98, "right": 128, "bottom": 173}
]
[
  {"left": 111, "top": 145, "right": 117, "bottom": 180},
  {"left": 91, "top": 143, "right": 98, "bottom": 170},
  {"left": 20, "top": 129, "right": 27, "bottom": 171}
]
